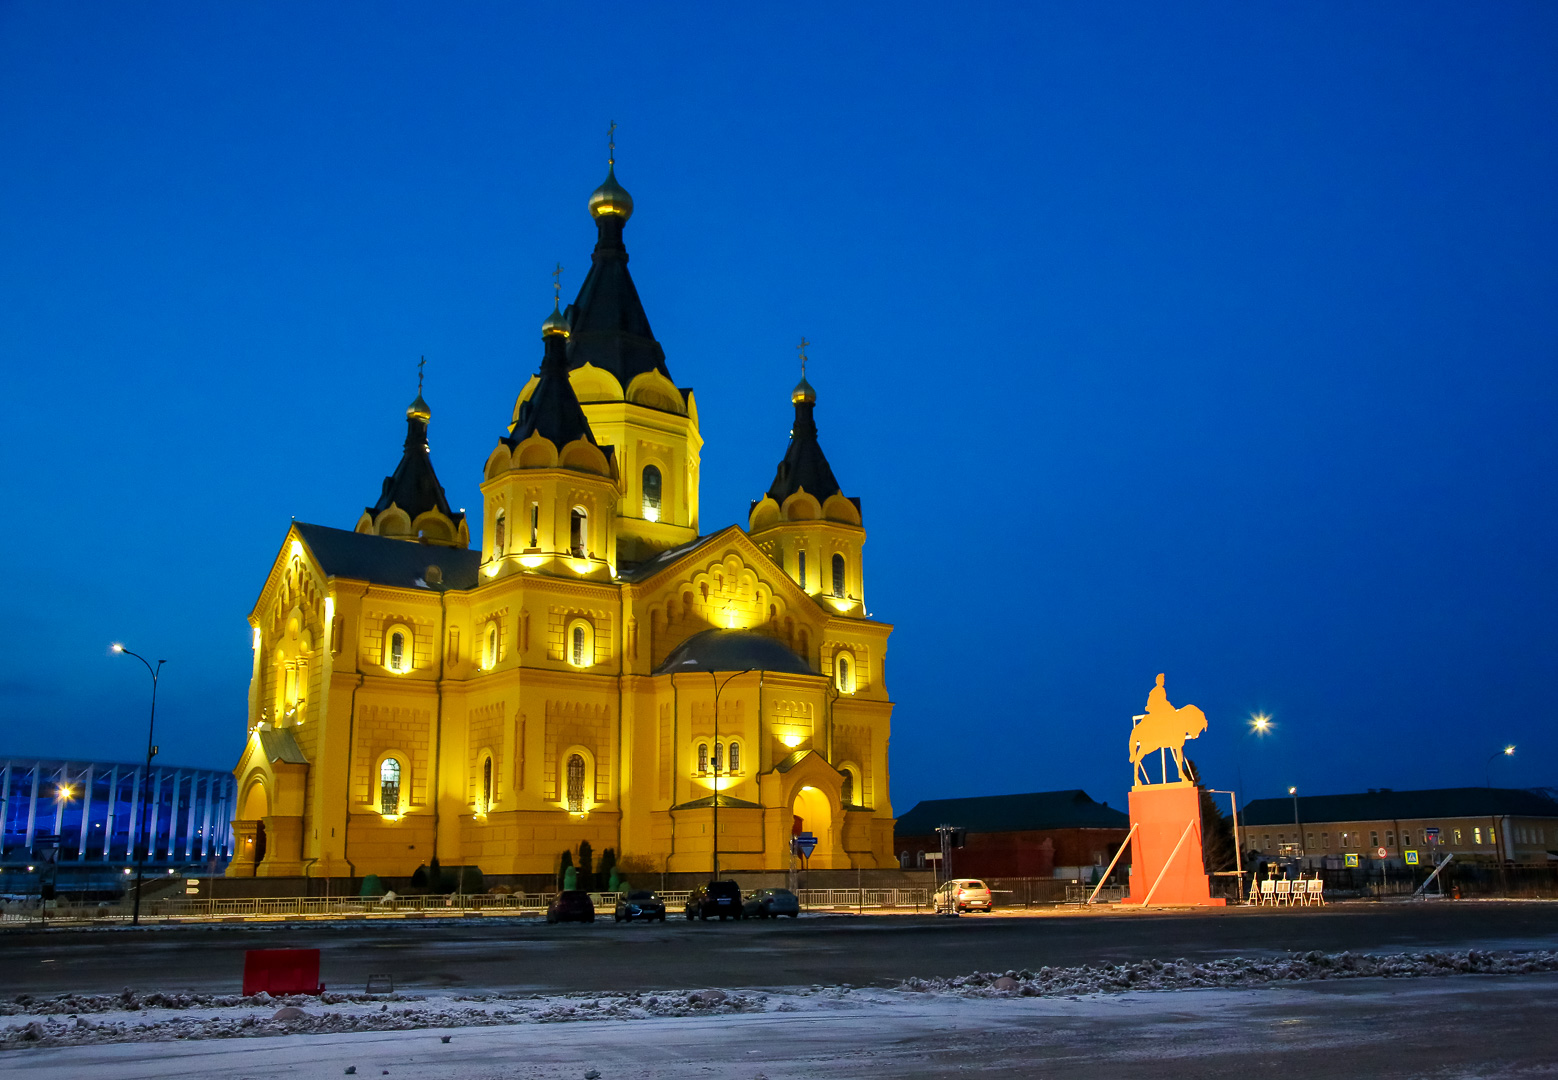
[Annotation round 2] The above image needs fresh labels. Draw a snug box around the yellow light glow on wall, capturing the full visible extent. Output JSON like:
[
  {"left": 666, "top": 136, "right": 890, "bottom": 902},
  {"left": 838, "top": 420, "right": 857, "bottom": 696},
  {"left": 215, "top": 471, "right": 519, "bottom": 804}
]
[
  {"left": 484, "top": 563, "right": 501, "bottom": 578},
  {"left": 779, "top": 734, "right": 804, "bottom": 749},
  {"left": 290, "top": 540, "right": 304, "bottom": 558},
  {"left": 252, "top": 627, "right": 262, "bottom": 650},
  {"left": 519, "top": 555, "right": 544, "bottom": 569},
  {"left": 324, "top": 597, "right": 334, "bottom": 626}
]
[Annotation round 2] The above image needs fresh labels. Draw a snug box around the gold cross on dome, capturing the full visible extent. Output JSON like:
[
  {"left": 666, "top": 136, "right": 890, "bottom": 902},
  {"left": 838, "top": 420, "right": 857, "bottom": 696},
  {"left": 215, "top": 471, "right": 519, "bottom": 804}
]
[
  {"left": 608, "top": 120, "right": 617, "bottom": 167},
  {"left": 797, "top": 337, "right": 810, "bottom": 377},
  {"left": 552, "top": 262, "right": 563, "bottom": 303},
  {"left": 417, "top": 355, "right": 425, "bottom": 394}
]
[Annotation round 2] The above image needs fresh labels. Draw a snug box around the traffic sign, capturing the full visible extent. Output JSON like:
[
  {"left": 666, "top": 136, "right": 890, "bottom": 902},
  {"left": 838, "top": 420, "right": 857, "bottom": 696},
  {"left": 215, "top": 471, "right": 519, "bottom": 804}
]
[
  {"left": 791, "top": 832, "right": 817, "bottom": 859},
  {"left": 1344, "top": 854, "right": 1360, "bottom": 868},
  {"left": 1404, "top": 850, "right": 1420, "bottom": 865},
  {"left": 1425, "top": 827, "right": 1440, "bottom": 842},
  {"left": 1377, "top": 846, "right": 1388, "bottom": 859}
]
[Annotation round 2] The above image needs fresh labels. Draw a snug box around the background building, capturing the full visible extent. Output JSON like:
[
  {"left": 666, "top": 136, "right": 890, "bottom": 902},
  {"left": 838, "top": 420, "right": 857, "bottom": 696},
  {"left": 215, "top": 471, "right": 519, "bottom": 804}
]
[
  {"left": 1, "top": 755, "right": 236, "bottom": 875},
  {"left": 1241, "top": 787, "right": 1558, "bottom": 868},
  {"left": 230, "top": 161, "right": 896, "bottom": 880},
  {"left": 894, "top": 790, "right": 1129, "bottom": 879}
]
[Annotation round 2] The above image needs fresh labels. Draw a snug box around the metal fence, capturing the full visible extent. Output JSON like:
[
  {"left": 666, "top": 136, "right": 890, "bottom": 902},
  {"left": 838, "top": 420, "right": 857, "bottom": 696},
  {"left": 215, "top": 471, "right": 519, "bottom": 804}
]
[{"left": 0, "top": 886, "right": 930, "bottom": 924}]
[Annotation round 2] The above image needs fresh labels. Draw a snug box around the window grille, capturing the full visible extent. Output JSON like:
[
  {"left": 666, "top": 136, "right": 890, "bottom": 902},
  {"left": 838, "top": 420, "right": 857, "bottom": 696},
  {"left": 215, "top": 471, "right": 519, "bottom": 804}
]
[
  {"left": 642, "top": 465, "right": 662, "bottom": 520},
  {"left": 832, "top": 553, "right": 845, "bottom": 597},
  {"left": 379, "top": 759, "right": 401, "bottom": 815},
  {"left": 566, "top": 754, "right": 586, "bottom": 813}
]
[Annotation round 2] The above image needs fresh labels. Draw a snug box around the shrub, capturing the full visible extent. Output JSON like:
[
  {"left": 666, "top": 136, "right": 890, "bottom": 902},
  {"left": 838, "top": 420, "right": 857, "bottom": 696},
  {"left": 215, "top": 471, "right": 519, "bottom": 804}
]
[
  {"left": 578, "top": 841, "right": 594, "bottom": 890},
  {"left": 458, "top": 866, "right": 484, "bottom": 894},
  {"left": 557, "top": 850, "right": 574, "bottom": 890},
  {"left": 563, "top": 865, "right": 578, "bottom": 891},
  {"left": 359, "top": 874, "right": 385, "bottom": 898}
]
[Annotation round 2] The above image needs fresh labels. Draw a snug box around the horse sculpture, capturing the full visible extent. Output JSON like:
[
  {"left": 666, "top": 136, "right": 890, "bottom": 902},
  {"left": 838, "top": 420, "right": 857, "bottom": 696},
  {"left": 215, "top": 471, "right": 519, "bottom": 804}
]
[{"left": 1128, "top": 674, "right": 1207, "bottom": 785}]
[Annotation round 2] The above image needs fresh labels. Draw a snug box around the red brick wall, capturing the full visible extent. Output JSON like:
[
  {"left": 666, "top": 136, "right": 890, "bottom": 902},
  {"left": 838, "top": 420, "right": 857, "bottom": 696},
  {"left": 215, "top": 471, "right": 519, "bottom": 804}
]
[{"left": 895, "top": 828, "right": 1129, "bottom": 878}]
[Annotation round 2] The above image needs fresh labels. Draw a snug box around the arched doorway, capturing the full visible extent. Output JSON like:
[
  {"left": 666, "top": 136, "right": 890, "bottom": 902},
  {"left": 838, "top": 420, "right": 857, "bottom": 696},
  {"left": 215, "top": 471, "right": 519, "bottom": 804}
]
[
  {"left": 240, "top": 779, "right": 270, "bottom": 870},
  {"left": 790, "top": 785, "right": 833, "bottom": 868}
]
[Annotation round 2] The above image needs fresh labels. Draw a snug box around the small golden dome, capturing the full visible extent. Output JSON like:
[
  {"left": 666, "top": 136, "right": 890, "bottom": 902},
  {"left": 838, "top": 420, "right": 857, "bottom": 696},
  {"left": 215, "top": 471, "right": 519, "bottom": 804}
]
[
  {"left": 407, "top": 393, "right": 432, "bottom": 421},
  {"left": 791, "top": 376, "right": 816, "bottom": 405},
  {"left": 588, "top": 165, "right": 634, "bottom": 221},
  {"left": 542, "top": 300, "right": 570, "bottom": 338}
]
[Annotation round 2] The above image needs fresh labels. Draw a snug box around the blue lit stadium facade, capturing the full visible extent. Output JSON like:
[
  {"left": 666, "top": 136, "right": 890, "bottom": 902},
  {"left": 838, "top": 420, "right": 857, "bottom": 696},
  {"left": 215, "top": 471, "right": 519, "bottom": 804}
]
[{"left": 1, "top": 756, "right": 235, "bottom": 871}]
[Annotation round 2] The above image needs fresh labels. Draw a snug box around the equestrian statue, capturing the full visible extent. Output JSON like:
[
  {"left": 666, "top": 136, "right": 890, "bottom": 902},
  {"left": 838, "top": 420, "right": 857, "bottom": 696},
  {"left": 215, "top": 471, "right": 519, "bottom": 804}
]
[{"left": 1128, "top": 673, "right": 1206, "bottom": 785}]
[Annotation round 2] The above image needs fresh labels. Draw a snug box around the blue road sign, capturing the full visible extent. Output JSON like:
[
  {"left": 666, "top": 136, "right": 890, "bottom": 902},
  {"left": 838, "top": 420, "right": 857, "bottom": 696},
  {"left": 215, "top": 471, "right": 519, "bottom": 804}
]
[{"left": 792, "top": 832, "right": 817, "bottom": 859}]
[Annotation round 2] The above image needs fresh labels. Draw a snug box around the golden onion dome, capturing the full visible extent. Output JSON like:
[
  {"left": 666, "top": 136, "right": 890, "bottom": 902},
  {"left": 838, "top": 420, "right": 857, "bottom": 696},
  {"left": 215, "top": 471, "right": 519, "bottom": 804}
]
[
  {"left": 542, "top": 300, "right": 571, "bottom": 338},
  {"left": 791, "top": 375, "right": 816, "bottom": 405},
  {"left": 588, "top": 165, "right": 634, "bottom": 221},
  {"left": 406, "top": 393, "right": 432, "bottom": 421}
]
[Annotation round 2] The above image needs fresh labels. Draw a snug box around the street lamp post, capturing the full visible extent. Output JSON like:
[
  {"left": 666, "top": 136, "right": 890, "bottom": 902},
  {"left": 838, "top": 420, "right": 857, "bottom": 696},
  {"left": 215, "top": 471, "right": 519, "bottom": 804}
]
[
  {"left": 707, "top": 669, "right": 754, "bottom": 880},
  {"left": 1289, "top": 786, "right": 1303, "bottom": 863},
  {"left": 1485, "top": 744, "right": 1515, "bottom": 788},
  {"left": 112, "top": 644, "right": 165, "bottom": 926},
  {"left": 1234, "top": 714, "right": 1272, "bottom": 858}
]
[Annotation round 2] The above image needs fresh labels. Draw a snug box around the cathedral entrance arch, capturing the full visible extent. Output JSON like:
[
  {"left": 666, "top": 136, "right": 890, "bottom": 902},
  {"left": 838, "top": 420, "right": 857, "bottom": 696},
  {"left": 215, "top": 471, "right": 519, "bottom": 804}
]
[
  {"left": 237, "top": 777, "right": 270, "bottom": 871},
  {"left": 791, "top": 785, "right": 833, "bottom": 867}
]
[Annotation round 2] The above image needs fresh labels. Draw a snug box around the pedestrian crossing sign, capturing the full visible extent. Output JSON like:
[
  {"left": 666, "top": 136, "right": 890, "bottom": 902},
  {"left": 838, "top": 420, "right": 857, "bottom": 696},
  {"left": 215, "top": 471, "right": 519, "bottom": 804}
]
[
  {"left": 1344, "top": 853, "right": 1359, "bottom": 867},
  {"left": 1405, "top": 850, "right": 1419, "bottom": 865}
]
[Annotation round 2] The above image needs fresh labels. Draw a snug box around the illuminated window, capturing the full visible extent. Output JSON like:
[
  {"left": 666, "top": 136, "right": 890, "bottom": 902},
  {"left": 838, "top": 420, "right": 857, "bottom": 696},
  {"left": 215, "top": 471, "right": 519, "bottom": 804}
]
[
  {"left": 1489, "top": 827, "right": 1496, "bottom": 843},
  {"left": 484, "top": 622, "right": 498, "bottom": 670},
  {"left": 832, "top": 553, "right": 845, "bottom": 597},
  {"left": 530, "top": 504, "right": 539, "bottom": 547},
  {"left": 1473, "top": 827, "right": 1483, "bottom": 844},
  {"left": 1454, "top": 829, "right": 1462, "bottom": 843},
  {"left": 481, "top": 756, "right": 493, "bottom": 814},
  {"left": 494, "top": 509, "right": 506, "bottom": 553},
  {"left": 797, "top": 550, "right": 806, "bottom": 590},
  {"left": 388, "top": 631, "right": 407, "bottom": 673},
  {"left": 728, "top": 742, "right": 740, "bottom": 773},
  {"left": 567, "top": 619, "right": 593, "bottom": 667},
  {"left": 841, "top": 768, "right": 855, "bottom": 806},
  {"left": 573, "top": 626, "right": 586, "bottom": 666},
  {"left": 835, "top": 651, "right": 854, "bottom": 694},
  {"left": 713, "top": 742, "right": 724, "bottom": 773},
  {"left": 570, "top": 507, "right": 587, "bottom": 557},
  {"left": 379, "top": 758, "right": 401, "bottom": 815},
  {"left": 697, "top": 743, "right": 709, "bottom": 773},
  {"left": 566, "top": 754, "right": 585, "bottom": 812},
  {"left": 642, "top": 465, "right": 662, "bottom": 521}
]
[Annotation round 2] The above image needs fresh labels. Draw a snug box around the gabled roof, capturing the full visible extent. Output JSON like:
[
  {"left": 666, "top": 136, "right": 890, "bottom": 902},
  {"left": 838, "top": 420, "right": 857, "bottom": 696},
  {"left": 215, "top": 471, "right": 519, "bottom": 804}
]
[
  {"left": 894, "top": 790, "right": 1128, "bottom": 836},
  {"left": 564, "top": 197, "right": 670, "bottom": 387},
  {"left": 615, "top": 533, "right": 723, "bottom": 584},
  {"left": 652, "top": 629, "right": 816, "bottom": 677},
  {"left": 505, "top": 328, "right": 602, "bottom": 453},
  {"left": 368, "top": 406, "right": 464, "bottom": 527},
  {"left": 294, "top": 522, "right": 481, "bottom": 591},
  {"left": 1242, "top": 787, "right": 1558, "bottom": 827},
  {"left": 257, "top": 728, "right": 308, "bottom": 765},
  {"left": 672, "top": 793, "right": 761, "bottom": 810}
]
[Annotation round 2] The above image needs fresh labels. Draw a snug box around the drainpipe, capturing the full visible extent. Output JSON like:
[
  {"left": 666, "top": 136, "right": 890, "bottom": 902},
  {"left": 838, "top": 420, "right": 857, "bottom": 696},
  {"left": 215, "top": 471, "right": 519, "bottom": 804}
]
[
  {"left": 431, "top": 587, "right": 447, "bottom": 864},
  {"left": 669, "top": 677, "right": 678, "bottom": 867},
  {"left": 340, "top": 669, "right": 364, "bottom": 879}
]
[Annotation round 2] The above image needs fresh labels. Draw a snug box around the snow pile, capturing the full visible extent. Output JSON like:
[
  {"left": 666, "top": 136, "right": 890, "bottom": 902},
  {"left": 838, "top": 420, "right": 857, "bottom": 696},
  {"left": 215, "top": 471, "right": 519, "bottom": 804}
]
[{"left": 896, "top": 947, "right": 1558, "bottom": 997}]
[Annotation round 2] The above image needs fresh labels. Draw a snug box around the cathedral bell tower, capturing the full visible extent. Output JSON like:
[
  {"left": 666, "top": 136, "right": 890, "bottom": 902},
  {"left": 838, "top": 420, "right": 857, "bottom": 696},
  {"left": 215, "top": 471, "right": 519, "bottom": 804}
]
[
  {"left": 355, "top": 376, "right": 469, "bottom": 548},
  {"left": 748, "top": 361, "right": 866, "bottom": 619},
  {"left": 483, "top": 300, "right": 618, "bottom": 582}
]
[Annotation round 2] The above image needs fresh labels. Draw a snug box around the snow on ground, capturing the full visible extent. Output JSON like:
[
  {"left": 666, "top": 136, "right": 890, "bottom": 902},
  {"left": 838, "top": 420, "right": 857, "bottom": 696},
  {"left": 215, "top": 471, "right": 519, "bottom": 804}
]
[{"left": 1, "top": 947, "right": 1555, "bottom": 1052}]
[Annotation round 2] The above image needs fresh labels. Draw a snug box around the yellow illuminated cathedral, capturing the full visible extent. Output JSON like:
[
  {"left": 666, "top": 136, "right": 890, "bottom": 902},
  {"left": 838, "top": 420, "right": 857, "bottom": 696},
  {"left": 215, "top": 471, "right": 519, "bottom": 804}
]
[{"left": 229, "top": 157, "right": 895, "bottom": 879}]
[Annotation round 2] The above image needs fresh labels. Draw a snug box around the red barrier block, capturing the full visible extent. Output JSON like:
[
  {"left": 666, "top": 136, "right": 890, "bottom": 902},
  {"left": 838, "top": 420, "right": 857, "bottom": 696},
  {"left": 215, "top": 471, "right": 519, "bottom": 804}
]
[{"left": 242, "top": 948, "right": 324, "bottom": 996}]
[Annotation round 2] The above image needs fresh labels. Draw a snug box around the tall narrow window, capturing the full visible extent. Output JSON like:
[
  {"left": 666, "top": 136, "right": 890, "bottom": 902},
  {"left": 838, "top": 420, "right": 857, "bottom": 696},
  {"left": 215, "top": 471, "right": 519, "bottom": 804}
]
[
  {"left": 379, "top": 759, "right": 401, "bottom": 815},
  {"left": 530, "top": 504, "right": 539, "bottom": 547},
  {"left": 832, "top": 553, "right": 846, "bottom": 597},
  {"left": 566, "top": 754, "right": 586, "bottom": 812},
  {"left": 481, "top": 756, "right": 493, "bottom": 813},
  {"left": 389, "top": 631, "right": 406, "bottom": 672},
  {"left": 697, "top": 743, "right": 709, "bottom": 773},
  {"left": 728, "top": 742, "right": 740, "bottom": 773},
  {"left": 713, "top": 742, "right": 724, "bottom": 774},
  {"left": 836, "top": 653, "right": 853, "bottom": 693},
  {"left": 484, "top": 623, "right": 498, "bottom": 669},
  {"left": 570, "top": 508, "right": 587, "bottom": 557},
  {"left": 572, "top": 625, "right": 586, "bottom": 666},
  {"left": 494, "top": 510, "right": 506, "bottom": 553},
  {"left": 642, "top": 464, "right": 662, "bottom": 521},
  {"left": 842, "top": 769, "right": 855, "bottom": 806},
  {"left": 797, "top": 550, "right": 807, "bottom": 590}
]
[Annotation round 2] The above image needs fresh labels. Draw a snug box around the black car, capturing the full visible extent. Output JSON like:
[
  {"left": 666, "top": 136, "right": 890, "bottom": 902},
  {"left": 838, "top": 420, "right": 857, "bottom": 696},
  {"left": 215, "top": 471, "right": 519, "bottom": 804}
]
[
  {"left": 741, "top": 887, "right": 800, "bottom": 919},
  {"left": 546, "top": 890, "right": 596, "bottom": 924},
  {"left": 614, "top": 890, "right": 666, "bottom": 922},
  {"left": 684, "top": 880, "right": 743, "bottom": 921}
]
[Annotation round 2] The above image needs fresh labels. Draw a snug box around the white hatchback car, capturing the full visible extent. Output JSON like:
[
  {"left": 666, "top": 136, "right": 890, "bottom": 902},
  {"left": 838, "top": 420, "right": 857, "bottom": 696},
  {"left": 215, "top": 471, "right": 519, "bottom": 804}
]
[{"left": 934, "top": 878, "right": 993, "bottom": 913}]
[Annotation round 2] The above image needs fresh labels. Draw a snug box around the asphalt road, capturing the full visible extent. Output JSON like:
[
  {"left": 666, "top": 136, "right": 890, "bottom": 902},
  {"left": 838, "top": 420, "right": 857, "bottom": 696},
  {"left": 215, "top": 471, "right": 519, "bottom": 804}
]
[{"left": 4, "top": 902, "right": 1557, "bottom": 998}]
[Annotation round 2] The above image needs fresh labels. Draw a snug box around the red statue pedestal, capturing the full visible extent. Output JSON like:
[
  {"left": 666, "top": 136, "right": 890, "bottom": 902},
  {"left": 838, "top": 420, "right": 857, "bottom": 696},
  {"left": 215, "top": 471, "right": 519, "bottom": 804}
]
[{"left": 1121, "top": 784, "right": 1225, "bottom": 907}]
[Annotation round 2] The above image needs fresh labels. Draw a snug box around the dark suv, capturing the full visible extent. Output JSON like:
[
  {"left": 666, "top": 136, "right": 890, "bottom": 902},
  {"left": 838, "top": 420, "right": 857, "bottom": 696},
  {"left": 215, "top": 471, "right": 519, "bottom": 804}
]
[{"left": 684, "top": 880, "right": 743, "bottom": 921}]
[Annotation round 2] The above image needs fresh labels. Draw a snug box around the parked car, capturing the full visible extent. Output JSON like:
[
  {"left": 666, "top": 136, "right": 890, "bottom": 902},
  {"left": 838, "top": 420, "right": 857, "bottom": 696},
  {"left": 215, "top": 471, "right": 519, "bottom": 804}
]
[
  {"left": 546, "top": 890, "right": 596, "bottom": 924},
  {"left": 933, "top": 878, "right": 993, "bottom": 914},
  {"left": 684, "top": 880, "right": 743, "bottom": 921},
  {"left": 741, "top": 887, "right": 800, "bottom": 919},
  {"left": 614, "top": 890, "right": 666, "bottom": 922}
]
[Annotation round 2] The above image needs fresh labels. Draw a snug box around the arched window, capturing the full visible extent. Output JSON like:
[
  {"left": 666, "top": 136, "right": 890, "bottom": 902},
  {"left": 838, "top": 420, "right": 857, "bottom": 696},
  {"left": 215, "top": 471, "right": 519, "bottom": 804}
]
[
  {"left": 697, "top": 743, "right": 709, "bottom": 773},
  {"left": 567, "top": 619, "right": 593, "bottom": 668},
  {"left": 388, "top": 631, "right": 407, "bottom": 673},
  {"left": 529, "top": 504, "right": 539, "bottom": 547},
  {"left": 642, "top": 464, "right": 663, "bottom": 521},
  {"left": 841, "top": 768, "right": 855, "bottom": 806},
  {"left": 713, "top": 742, "right": 724, "bottom": 774},
  {"left": 566, "top": 754, "right": 586, "bottom": 812},
  {"left": 835, "top": 651, "right": 854, "bottom": 694},
  {"left": 572, "top": 626, "right": 586, "bottom": 666},
  {"left": 569, "top": 507, "right": 587, "bottom": 557},
  {"left": 832, "top": 553, "right": 846, "bottom": 597},
  {"left": 797, "top": 550, "right": 807, "bottom": 590},
  {"left": 481, "top": 756, "right": 493, "bottom": 813},
  {"left": 379, "top": 758, "right": 401, "bottom": 816},
  {"left": 484, "top": 622, "right": 498, "bottom": 670},
  {"left": 494, "top": 509, "right": 506, "bottom": 553},
  {"left": 728, "top": 742, "right": 741, "bottom": 774}
]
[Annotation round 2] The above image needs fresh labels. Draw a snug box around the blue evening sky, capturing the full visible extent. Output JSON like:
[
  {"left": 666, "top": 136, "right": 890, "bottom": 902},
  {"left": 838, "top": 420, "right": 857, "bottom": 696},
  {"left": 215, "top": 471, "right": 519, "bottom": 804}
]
[{"left": 2, "top": 3, "right": 1555, "bottom": 815}]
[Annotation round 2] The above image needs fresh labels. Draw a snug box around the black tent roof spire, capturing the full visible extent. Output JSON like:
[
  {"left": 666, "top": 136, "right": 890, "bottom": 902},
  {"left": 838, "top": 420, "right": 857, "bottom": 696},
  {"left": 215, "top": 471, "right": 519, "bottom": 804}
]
[
  {"left": 506, "top": 279, "right": 603, "bottom": 453},
  {"left": 765, "top": 338, "right": 847, "bottom": 510},
  {"left": 366, "top": 357, "right": 464, "bottom": 529}
]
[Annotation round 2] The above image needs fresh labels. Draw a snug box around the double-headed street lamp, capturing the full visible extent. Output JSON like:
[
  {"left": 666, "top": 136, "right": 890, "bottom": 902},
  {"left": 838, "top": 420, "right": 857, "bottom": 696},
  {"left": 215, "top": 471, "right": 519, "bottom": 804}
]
[{"left": 111, "top": 644, "right": 165, "bottom": 926}]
